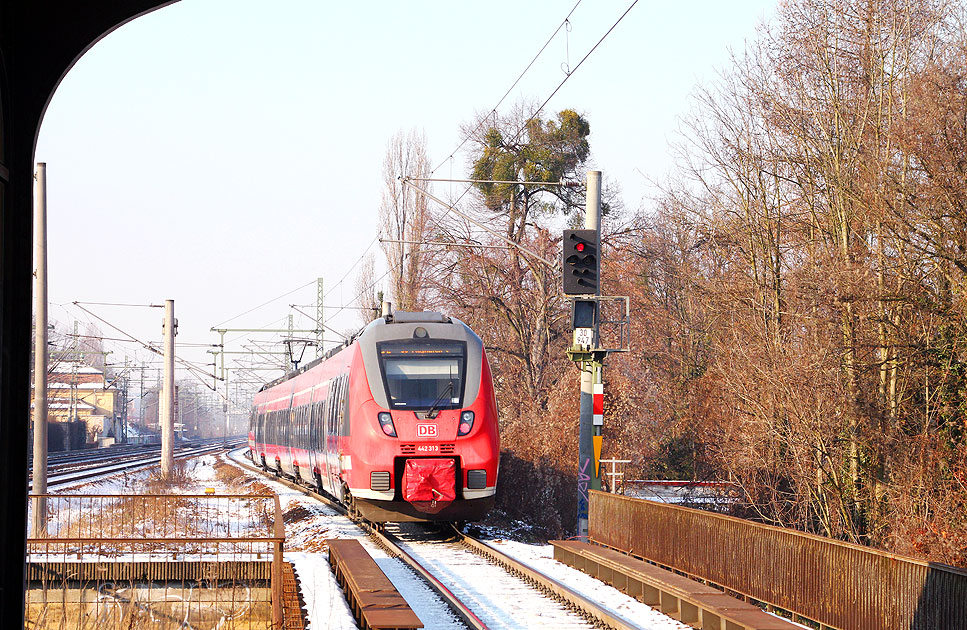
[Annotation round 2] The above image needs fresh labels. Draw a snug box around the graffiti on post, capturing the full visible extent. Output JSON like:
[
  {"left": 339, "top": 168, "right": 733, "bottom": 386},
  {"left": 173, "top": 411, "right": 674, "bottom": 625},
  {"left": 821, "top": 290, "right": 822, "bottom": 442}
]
[{"left": 578, "top": 456, "right": 591, "bottom": 520}]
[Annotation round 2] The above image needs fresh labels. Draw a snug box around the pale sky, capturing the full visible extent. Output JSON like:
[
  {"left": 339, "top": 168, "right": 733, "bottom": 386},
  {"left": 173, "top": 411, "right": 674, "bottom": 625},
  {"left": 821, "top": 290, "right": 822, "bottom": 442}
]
[{"left": 34, "top": 0, "right": 776, "bottom": 396}]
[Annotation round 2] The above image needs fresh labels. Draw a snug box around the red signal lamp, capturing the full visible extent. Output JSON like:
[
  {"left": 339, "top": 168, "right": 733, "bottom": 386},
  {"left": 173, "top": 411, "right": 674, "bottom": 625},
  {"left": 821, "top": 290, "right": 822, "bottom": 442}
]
[{"left": 575, "top": 242, "right": 586, "bottom": 252}]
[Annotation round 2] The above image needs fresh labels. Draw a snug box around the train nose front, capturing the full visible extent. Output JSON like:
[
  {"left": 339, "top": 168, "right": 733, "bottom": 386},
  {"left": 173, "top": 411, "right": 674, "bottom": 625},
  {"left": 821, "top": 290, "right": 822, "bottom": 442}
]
[{"left": 402, "top": 458, "right": 456, "bottom": 514}]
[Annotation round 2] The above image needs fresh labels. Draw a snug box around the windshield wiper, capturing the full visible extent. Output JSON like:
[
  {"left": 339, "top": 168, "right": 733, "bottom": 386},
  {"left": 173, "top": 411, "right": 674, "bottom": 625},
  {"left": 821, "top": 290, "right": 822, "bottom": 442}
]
[{"left": 425, "top": 380, "right": 454, "bottom": 419}]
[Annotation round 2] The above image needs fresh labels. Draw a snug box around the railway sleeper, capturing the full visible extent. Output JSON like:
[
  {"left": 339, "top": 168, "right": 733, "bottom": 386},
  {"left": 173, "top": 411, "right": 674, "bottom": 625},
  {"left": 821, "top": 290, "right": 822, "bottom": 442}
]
[{"left": 327, "top": 538, "right": 423, "bottom": 630}]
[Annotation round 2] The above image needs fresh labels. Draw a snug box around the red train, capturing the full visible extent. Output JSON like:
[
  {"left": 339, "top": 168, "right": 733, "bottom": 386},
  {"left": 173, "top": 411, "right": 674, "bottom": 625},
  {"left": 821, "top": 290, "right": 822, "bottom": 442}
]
[{"left": 248, "top": 310, "right": 499, "bottom": 522}]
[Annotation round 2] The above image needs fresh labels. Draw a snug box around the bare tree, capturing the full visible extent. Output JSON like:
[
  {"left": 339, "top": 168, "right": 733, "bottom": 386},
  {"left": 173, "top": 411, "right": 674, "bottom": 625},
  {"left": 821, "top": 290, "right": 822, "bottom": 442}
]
[
  {"left": 380, "top": 129, "right": 433, "bottom": 312},
  {"left": 353, "top": 253, "right": 382, "bottom": 326}
]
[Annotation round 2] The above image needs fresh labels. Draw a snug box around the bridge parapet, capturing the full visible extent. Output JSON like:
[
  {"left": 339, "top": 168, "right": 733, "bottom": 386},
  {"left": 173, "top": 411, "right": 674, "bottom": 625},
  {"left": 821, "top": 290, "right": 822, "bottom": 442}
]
[{"left": 589, "top": 489, "right": 967, "bottom": 630}]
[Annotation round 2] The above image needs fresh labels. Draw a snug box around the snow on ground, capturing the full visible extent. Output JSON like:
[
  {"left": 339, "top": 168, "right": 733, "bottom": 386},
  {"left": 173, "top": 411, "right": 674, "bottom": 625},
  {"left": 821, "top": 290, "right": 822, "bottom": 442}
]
[
  {"left": 213, "top": 450, "right": 690, "bottom": 629},
  {"left": 215, "top": 450, "right": 463, "bottom": 629},
  {"left": 487, "top": 538, "right": 690, "bottom": 630},
  {"left": 49, "top": 448, "right": 695, "bottom": 629},
  {"left": 213, "top": 448, "right": 687, "bottom": 630},
  {"left": 388, "top": 527, "right": 600, "bottom": 630},
  {"left": 284, "top": 552, "right": 357, "bottom": 630},
  {"left": 58, "top": 466, "right": 156, "bottom": 493}
]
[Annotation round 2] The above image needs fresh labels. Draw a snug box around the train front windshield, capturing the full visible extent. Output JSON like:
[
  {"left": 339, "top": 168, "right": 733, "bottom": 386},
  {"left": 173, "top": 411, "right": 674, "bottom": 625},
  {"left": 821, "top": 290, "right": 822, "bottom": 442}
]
[{"left": 378, "top": 341, "right": 466, "bottom": 410}]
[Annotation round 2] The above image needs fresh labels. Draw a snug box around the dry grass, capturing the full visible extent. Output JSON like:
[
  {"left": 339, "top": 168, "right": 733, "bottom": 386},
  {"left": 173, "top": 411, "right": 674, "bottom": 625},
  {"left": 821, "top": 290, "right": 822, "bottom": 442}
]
[
  {"left": 282, "top": 504, "right": 312, "bottom": 525},
  {"left": 141, "top": 460, "right": 197, "bottom": 494},
  {"left": 213, "top": 460, "right": 275, "bottom": 496}
]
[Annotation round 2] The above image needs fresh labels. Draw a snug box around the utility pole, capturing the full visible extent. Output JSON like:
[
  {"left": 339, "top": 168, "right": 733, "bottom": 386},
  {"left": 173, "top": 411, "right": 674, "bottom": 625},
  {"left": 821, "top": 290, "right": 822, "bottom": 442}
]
[
  {"left": 160, "top": 299, "right": 176, "bottom": 479},
  {"left": 120, "top": 357, "right": 129, "bottom": 444},
  {"left": 316, "top": 277, "right": 324, "bottom": 358},
  {"left": 31, "top": 163, "right": 48, "bottom": 538},
  {"left": 285, "top": 314, "right": 294, "bottom": 371},
  {"left": 70, "top": 321, "right": 78, "bottom": 431},
  {"left": 139, "top": 362, "right": 145, "bottom": 429}
]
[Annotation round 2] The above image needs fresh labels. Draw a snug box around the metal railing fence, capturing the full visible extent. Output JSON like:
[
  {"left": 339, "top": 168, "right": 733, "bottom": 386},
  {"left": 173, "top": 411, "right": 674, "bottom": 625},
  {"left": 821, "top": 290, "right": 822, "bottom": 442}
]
[
  {"left": 589, "top": 490, "right": 967, "bottom": 630},
  {"left": 26, "top": 493, "right": 285, "bottom": 630}
]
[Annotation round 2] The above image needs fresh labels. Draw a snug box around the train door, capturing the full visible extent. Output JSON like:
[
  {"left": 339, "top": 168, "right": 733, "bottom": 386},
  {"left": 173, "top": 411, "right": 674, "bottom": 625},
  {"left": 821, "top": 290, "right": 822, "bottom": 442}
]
[
  {"left": 330, "top": 374, "right": 346, "bottom": 494},
  {"left": 306, "top": 388, "right": 319, "bottom": 488},
  {"left": 320, "top": 380, "right": 334, "bottom": 495},
  {"left": 265, "top": 410, "right": 272, "bottom": 465},
  {"left": 282, "top": 391, "right": 295, "bottom": 475},
  {"left": 254, "top": 407, "right": 265, "bottom": 464}
]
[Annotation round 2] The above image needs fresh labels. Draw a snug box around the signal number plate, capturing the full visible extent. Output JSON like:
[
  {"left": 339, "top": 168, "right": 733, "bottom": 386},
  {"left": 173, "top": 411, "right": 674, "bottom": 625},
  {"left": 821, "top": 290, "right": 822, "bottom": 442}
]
[
  {"left": 416, "top": 444, "right": 439, "bottom": 453},
  {"left": 573, "top": 327, "right": 594, "bottom": 349}
]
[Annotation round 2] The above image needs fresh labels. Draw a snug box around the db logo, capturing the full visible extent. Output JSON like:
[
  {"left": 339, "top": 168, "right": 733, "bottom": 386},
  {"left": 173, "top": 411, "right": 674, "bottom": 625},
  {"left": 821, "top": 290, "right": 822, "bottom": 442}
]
[{"left": 417, "top": 424, "right": 438, "bottom": 438}]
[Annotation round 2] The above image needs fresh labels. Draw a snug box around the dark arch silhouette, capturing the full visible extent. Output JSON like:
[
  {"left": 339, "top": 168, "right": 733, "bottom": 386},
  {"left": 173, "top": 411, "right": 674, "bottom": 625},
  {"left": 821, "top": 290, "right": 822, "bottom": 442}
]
[{"left": 0, "top": 2, "right": 177, "bottom": 624}]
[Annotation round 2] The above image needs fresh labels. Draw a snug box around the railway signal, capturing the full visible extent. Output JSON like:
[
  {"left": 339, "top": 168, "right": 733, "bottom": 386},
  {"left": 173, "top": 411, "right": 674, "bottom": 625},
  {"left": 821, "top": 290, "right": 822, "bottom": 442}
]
[
  {"left": 563, "top": 172, "right": 631, "bottom": 540},
  {"left": 562, "top": 229, "right": 599, "bottom": 295}
]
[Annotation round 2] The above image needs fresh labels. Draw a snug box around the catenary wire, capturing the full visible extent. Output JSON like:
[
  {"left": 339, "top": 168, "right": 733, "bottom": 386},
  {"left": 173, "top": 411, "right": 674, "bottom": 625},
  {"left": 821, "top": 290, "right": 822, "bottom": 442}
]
[
  {"left": 416, "top": 0, "right": 639, "bottom": 261},
  {"left": 430, "top": 0, "right": 585, "bottom": 175}
]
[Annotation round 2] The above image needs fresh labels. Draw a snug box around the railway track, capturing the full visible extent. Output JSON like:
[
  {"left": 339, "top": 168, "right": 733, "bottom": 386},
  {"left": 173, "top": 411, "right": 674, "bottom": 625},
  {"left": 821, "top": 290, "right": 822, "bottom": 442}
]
[
  {"left": 229, "top": 446, "right": 653, "bottom": 630},
  {"left": 36, "top": 439, "right": 245, "bottom": 488}
]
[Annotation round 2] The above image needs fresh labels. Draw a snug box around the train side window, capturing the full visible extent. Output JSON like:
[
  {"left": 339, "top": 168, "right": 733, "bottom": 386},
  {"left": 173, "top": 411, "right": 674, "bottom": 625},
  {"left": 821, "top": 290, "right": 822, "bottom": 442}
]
[
  {"left": 327, "top": 383, "right": 334, "bottom": 436},
  {"left": 331, "top": 378, "right": 340, "bottom": 435},
  {"left": 302, "top": 404, "right": 309, "bottom": 449},
  {"left": 298, "top": 405, "right": 305, "bottom": 450},
  {"left": 311, "top": 400, "right": 318, "bottom": 443},
  {"left": 308, "top": 401, "right": 316, "bottom": 445}
]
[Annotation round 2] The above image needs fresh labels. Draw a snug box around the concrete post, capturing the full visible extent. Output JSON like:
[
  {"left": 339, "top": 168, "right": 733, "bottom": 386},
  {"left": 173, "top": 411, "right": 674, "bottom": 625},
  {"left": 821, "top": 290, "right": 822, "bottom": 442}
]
[
  {"left": 161, "top": 299, "right": 175, "bottom": 479},
  {"left": 316, "top": 277, "right": 324, "bottom": 358},
  {"left": 31, "top": 163, "right": 48, "bottom": 538},
  {"left": 577, "top": 170, "right": 602, "bottom": 539}
]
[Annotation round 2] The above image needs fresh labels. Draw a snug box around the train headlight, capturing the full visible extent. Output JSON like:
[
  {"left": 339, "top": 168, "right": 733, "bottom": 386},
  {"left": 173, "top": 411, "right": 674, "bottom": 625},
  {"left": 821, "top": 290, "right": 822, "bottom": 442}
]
[
  {"left": 458, "top": 410, "right": 474, "bottom": 436},
  {"left": 377, "top": 412, "right": 397, "bottom": 437}
]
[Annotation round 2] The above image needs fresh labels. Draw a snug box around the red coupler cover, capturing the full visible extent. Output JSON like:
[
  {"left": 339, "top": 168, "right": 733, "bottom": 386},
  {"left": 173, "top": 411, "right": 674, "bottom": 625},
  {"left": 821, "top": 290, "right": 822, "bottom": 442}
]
[{"left": 403, "top": 458, "right": 456, "bottom": 502}]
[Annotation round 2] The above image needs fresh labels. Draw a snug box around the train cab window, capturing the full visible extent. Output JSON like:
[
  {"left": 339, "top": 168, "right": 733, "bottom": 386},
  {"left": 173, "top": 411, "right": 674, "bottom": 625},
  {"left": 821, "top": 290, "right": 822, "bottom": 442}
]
[{"left": 377, "top": 341, "right": 466, "bottom": 410}]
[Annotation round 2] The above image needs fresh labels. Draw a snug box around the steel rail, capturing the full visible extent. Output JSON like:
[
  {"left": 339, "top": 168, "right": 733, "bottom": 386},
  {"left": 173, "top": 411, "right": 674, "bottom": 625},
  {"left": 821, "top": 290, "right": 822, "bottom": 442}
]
[
  {"left": 453, "top": 529, "right": 641, "bottom": 630},
  {"left": 32, "top": 437, "right": 239, "bottom": 469},
  {"left": 230, "top": 446, "right": 648, "bottom": 630},
  {"left": 365, "top": 524, "right": 489, "bottom": 630},
  {"left": 227, "top": 448, "right": 489, "bottom": 629},
  {"left": 44, "top": 441, "right": 244, "bottom": 487}
]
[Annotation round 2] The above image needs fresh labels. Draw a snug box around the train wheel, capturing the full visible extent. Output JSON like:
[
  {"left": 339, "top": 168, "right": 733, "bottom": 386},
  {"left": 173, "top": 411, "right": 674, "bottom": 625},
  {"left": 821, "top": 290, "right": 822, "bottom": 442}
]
[{"left": 346, "top": 490, "right": 360, "bottom": 520}]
